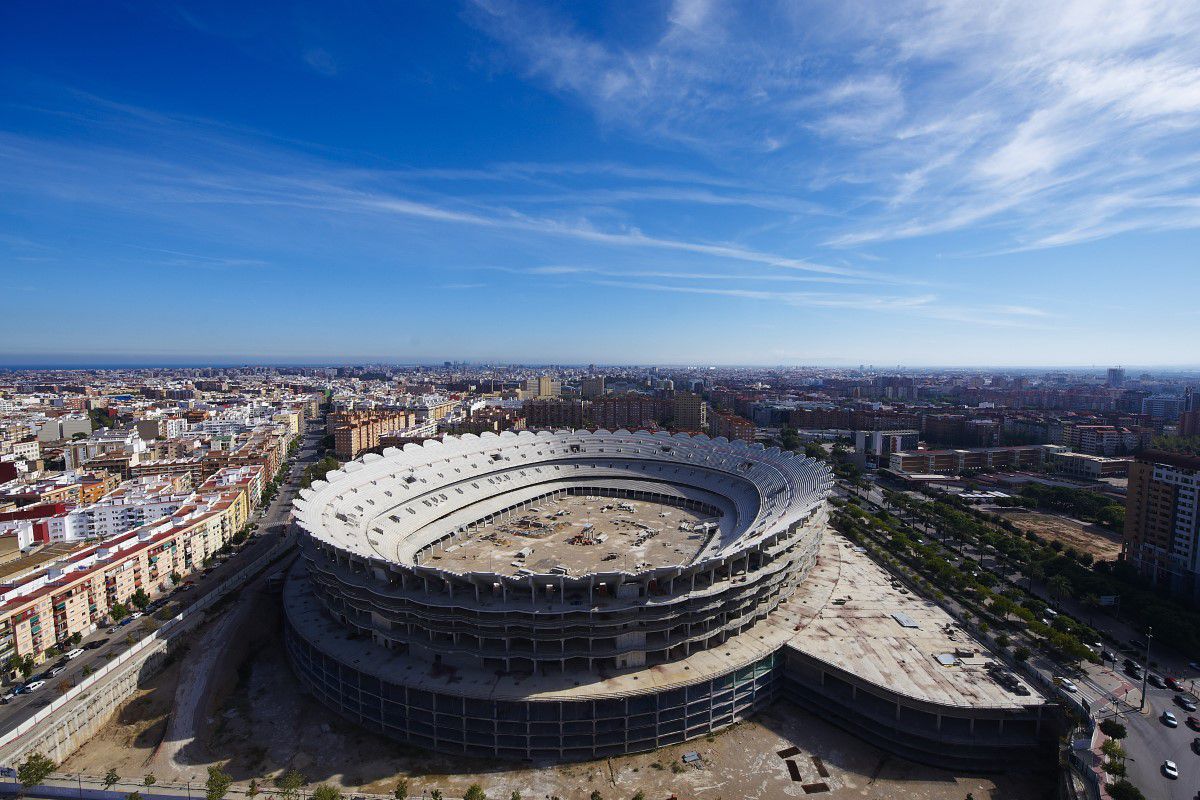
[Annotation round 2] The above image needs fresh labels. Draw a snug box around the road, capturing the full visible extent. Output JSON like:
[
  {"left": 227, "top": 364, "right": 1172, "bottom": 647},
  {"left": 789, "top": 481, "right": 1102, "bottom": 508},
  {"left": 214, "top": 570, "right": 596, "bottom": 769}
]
[
  {"left": 847, "top": 476, "right": 1200, "bottom": 800},
  {"left": 0, "top": 419, "right": 324, "bottom": 737}
]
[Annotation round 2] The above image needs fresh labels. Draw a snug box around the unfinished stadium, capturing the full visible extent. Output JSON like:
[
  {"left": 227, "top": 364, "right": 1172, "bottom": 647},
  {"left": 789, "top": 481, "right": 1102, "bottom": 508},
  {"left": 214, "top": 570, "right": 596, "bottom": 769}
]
[{"left": 284, "top": 430, "right": 1055, "bottom": 769}]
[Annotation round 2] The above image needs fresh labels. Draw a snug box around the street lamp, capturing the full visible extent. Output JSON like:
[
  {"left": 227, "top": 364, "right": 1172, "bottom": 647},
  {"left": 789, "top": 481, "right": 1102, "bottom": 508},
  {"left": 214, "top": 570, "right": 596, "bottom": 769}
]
[{"left": 1139, "top": 627, "right": 1153, "bottom": 712}]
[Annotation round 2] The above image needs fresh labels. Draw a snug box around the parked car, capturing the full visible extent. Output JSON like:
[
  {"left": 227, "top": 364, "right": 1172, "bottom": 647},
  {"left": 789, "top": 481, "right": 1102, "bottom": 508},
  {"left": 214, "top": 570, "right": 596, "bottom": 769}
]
[
  {"left": 1168, "top": 676, "right": 1184, "bottom": 691},
  {"left": 24, "top": 680, "right": 45, "bottom": 692},
  {"left": 45, "top": 665, "right": 64, "bottom": 678},
  {"left": 84, "top": 639, "right": 107, "bottom": 650},
  {"left": 1101, "top": 650, "right": 1116, "bottom": 662},
  {"left": 1056, "top": 676, "right": 1078, "bottom": 693},
  {"left": 106, "top": 627, "right": 117, "bottom": 634},
  {"left": 128, "top": 611, "right": 143, "bottom": 621},
  {"left": 1164, "top": 710, "right": 1180, "bottom": 727},
  {"left": 1, "top": 688, "right": 18, "bottom": 703},
  {"left": 1193, "top": 737, "right": 1200, "bottom": 755},
  {"left": 1177, "top": 696, "right": 1198, "bottom": 712},
  {"left": 1163, "top": 759, "right": 1179, "bottom": 779},
  {"left": 1187, "top": 715, "right": 1200, "bottom": 731},
  {"left": 1149, "top": 673, "right": 1167, "bottom": 689},
  {"left": 65, "top": 648, "right": 84, "bottom": 660}
]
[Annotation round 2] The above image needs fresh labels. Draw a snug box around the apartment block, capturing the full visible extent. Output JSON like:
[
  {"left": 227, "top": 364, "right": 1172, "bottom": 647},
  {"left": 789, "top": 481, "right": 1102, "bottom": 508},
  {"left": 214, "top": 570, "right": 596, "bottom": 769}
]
[
  {"left": 0, "top": 465, "right": 260, "bottom": 663},
  {"left": 328, "top": 410, "right": 417, "bottom": 460},
  {"left": 888, "top": 445, "right": 1052, "bottom": 475},
  {"left": 1124, "top": 450, "right": 1200, "bottom": 603}
]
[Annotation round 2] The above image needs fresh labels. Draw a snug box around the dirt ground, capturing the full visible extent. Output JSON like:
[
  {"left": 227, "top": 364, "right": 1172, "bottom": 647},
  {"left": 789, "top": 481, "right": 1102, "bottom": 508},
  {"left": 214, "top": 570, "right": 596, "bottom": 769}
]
[
  {"left": 993, "top": 508, "right": 1122, "bottom": 561},
  {"left": 63, "top": 586, "right": 1054, "bottom": 800}
]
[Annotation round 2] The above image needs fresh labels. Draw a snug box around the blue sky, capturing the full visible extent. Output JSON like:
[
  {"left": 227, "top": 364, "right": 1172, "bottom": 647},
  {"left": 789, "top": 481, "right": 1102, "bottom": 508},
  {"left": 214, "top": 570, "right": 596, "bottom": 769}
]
[{"left": 2, "top": 1, "right": 1199, "bottom": 367}]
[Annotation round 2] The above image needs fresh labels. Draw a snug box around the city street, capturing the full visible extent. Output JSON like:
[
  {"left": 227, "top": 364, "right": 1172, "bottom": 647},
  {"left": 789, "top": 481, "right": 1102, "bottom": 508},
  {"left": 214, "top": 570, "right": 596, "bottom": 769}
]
[
  {"left": 846, "top": 476, "right": 1200, "bottom": 800},
  {"left": 0, "top": 421, "right": 324, "bottom": 738}
]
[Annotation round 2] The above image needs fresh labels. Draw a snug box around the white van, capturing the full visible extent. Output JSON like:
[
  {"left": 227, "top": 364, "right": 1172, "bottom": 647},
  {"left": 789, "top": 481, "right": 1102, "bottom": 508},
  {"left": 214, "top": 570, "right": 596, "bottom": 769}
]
[
  {"left": 25, "top": 680, "right": 46, "bottom": 692},
  {"left": 65, "top": 648, "right": 85, "bottom": 660}
]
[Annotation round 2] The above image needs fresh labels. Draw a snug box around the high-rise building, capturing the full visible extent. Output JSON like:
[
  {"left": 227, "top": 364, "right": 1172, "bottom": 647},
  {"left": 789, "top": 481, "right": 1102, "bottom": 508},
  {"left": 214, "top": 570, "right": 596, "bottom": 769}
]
[
  {"left": 580, "top": 376, "right": 606, "bottom": 400},
  {"left": 1142, "top": 394, "right": 1186, "bottom": 421},
  {"left": 673, "top": 393, "right": 707, "bottom": 432},
  {"left": 1107, "top": 367, "right": 1126, "bottom": 388},
  {"left": 525, "top": 375, "right": 561, "bottom": 399},
  {"left": 1124, "top": 450, "right": 1200, "bottom": 603}
]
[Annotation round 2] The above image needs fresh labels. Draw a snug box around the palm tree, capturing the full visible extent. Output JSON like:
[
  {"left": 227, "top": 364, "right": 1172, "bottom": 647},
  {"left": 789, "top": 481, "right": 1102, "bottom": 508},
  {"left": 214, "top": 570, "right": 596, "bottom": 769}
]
[{"left": 104, "top": 769, "right": 120, "bottom": 790}]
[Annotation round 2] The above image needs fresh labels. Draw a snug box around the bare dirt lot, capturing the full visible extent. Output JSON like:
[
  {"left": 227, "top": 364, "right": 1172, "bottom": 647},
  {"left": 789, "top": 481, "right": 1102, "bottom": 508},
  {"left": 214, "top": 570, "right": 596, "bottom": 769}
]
[
  {"left": 992, "top": 508, "right": 1122, "bottom": 561},
  {"left": 434, "top": 493, "right": 714, "bottom": 576},
  {"left": 64, "top": 586, "right": 1053, "bottom": 800}
]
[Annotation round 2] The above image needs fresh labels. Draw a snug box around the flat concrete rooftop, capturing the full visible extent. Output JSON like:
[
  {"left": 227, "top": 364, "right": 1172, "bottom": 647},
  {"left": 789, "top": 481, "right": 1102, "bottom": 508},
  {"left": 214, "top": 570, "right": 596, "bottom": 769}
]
[
  {"left": 786, "top": 539, "right": 1039, "bottom": 710},
  {"left": 426, "top": 494, "right": 715, "bottom": 577}
]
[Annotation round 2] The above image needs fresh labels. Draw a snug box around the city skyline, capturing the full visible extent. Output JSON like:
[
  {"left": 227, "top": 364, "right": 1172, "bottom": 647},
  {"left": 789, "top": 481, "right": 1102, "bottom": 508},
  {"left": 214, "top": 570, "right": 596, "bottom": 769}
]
[{"left": 4, "top": 1, "right": 1200, "bottom": 366}]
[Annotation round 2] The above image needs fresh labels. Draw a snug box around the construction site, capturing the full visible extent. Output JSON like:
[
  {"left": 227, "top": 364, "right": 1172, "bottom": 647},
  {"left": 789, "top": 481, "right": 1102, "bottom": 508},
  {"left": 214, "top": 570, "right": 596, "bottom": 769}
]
[
  {"left": 429, "top": 492, "right": 717, "bottom": 577},
  {"left": 60, "top": 576, "right": 1050, "bottom": 799}
]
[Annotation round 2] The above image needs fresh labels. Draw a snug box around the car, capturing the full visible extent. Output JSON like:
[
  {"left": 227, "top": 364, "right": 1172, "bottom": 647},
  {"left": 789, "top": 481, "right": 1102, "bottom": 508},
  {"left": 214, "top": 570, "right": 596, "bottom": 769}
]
[
  {"left": 65, "top": 648, "right": 84, "bottom": 660},
  {"left": 45, "top": 666, "right": 64, "bottom": 678},
  {"left": 24, "top": 680, "right": 45, "bottom": 692},
  {"left": 1163, "top": 759, "right": 1179, "bottom": 779},
  {"left": 1149, "top": 673, "right": 1167, "bottom": 689},
  {"left": 1189, "top": 661, "right": 1200, "bottom": 671},
  {"left": 1193, "top": 737, "right": 1200, "bottom": 755},
  {"left": 84, "top": 639, "right": 107, "bottom": 650},
  {"left": 0, "top": 689, "right": 17, "bottom": 703},
  {"left": 1101, "top": 650, "right": 1116, "bottom": 662},
  {"left": 1164, "top": 711, "right": 1180, "bottom": 727},
  {"left": 129, "top": 611, "right": 143, "bottom": 620},
  {"left": 1177, "top": 696, "right": 1199, "bottom": 712},
  {"left": 1168, "top": 676, "right": 1184, "bottom": 691},
  {"left": 1188, "top": 715, "right": 1200, "bottom": 731},
  {"left": 1131, "top": 639, "right": 1149, "bottom": 650},
  {"left": 1056, "top": 677, "right": 1079, "bottom": 693},
  {"left": 106, "top": 627, "right": 117, "bottom": 634}
]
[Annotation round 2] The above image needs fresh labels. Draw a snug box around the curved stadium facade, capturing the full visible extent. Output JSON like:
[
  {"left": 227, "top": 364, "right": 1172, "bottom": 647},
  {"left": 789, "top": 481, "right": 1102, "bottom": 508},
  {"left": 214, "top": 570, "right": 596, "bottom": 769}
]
[{"left": 284, "top": 430, "right": 1054, "bottom": 767}]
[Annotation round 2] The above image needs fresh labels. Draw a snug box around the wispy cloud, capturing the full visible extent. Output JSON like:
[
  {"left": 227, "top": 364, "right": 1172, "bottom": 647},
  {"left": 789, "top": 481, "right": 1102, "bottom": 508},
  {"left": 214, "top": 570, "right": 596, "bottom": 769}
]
[
  {"left": 586, "top": 279, "right": 1048, "bottom": 328},
  {"left": 468, "top": 0, "right": 1200, "bottom": 252}
]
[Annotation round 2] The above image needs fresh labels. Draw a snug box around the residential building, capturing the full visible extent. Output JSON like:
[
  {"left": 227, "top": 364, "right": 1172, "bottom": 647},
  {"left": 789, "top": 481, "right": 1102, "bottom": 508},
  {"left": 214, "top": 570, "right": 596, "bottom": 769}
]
[
  {"left": 1123, "top": 450, "right": 1200, "bottom": 603},
  {"left": 888, "top": 445, "right": 1052, "bottom": 475},
  {"left": 673, "top": 393, "right": 707, "bottom": 433},
  {"left": 524, "top": 376, "right": 561, "bottom": 399},
  {"left": 523, "top": 398, "right": 586, "bottom": 430}
]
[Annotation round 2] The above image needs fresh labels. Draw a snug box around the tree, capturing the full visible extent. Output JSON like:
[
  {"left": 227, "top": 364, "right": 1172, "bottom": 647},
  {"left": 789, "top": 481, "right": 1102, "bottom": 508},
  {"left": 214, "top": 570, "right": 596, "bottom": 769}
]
[
  {"left": 311, "top": 785, "right": 341, "bottom": 800},
  {"left": 248, "top": 779, "right": 261, "bottom": 799},
  {"left": 170, "top": 572, "right": 183, "bottom": 586},
  {"left": 205, "top": 766, "right": 233, "bottom": 800},
  {"left": 1048, "top": 574, "right": 1073, "bottom": 601},
  {"left": 143, "top": 774, "right": 156, "bottom": 787},
  {"left": 70, "top": 632, "right": 82, "bottom": 646},
  {"left": 392, "top": 779, "right": 408, "bottom": 800},
  {"left": 1099, "top": 719, "right": 1127, "bottom": 739},
  {"left": 632, "top": 792, "right": 646, "bottom": 800},
  {"left": 510, "top": 793, "right": 522, "bottom": 800},
  {"left": 127, "top": 793, "right": 141, "bottom": 800},
  {"left": 275, "top": 770, "right": 305, "bottom": 800},
  {"left": 17, "top": 752, "right": 55, "bottom": 790},
  {"left": 591, "top": 792, "right": 604, "bottom": 800},
  {"left": 110, "top": 603, "right": 129, "bottom": 622},
  {"left": 1107, "top": 779, "right": 1146, "bottom": 800},
  {"left": 429, "top": 791, "right": 443, "bottom": 800},
  {"left": 1014, "top": 646, "right": 1031, "bottom": 662},
  {"left": 464, "top": 786, "right": 486, "bottom": 800},
  {"left": 104, "top": 769, "right": 120, "bottom": 790},
  {"left": 131, "top": 589, "right": 151, "bottom": 611}
]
